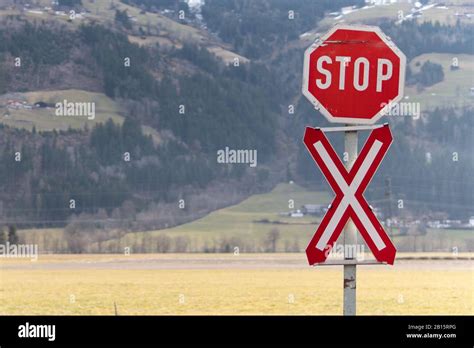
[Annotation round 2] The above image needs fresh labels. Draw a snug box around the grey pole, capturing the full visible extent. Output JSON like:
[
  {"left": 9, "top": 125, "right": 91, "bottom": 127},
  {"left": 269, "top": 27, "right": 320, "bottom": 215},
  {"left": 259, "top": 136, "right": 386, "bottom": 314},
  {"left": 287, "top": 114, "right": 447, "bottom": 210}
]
[{"left": 343, "top": 128, "right": 358, "bottom": 316}]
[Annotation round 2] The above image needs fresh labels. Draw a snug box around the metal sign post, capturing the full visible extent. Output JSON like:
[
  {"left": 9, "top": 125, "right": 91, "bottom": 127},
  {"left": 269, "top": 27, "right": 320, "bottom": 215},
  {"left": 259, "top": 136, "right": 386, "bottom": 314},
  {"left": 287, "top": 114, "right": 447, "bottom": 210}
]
[
  {"left": 303, "top": 124, "right": 396, "bottom": 316},
  {"left": 343, "top": 128, "right": 358, "bottom": 316}
]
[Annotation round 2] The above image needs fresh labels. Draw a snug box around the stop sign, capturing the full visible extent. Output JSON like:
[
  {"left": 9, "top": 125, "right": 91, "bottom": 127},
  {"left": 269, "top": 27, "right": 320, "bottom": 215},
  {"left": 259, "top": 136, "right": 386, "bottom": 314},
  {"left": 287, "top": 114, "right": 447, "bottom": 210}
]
[{"left": 302, "top": 24, "right": 406, "bottom": 124}]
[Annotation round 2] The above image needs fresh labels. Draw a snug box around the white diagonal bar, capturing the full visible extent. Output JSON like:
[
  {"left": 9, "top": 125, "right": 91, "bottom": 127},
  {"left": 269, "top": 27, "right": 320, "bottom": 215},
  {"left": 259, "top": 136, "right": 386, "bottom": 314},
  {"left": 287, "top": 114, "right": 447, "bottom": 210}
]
[{"left": 313, "top": 140, "right": 385, "bottom": 251}]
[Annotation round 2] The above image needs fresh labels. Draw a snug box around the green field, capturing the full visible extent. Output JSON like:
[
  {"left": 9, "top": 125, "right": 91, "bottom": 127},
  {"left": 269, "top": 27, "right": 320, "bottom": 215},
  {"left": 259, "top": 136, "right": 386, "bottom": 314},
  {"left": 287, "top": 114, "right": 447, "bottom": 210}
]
[
  {"left": 103, "top": 183, "right": 473, "bottom": 253},
  {"left": 111, "top": 183, "right": 329, "bottom": 252},
  {"left": 0, "top": 89, "right": 161, "bottom": 143},
  {"left": 414, "top": 3, "right": 474, "bottom": 26},
  {"left": 17, "top": 183, "right": 473, "bottom": 254},
  {"left": 406, "top": 53, "right": 474, "bottom": 110}
]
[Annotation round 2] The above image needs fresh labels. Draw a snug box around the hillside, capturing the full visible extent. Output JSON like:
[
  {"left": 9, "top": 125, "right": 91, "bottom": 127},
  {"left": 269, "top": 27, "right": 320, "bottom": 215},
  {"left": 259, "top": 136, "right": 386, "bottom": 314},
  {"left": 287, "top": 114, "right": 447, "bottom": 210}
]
[
  {"left": 0, "top": 14, "right": 284, "bottom": 229},
  {"left": 0, "top": 89, "right": 161, "bottom": 142},
  {"left": 107, "top": 182, "right": 473, "bottom": 254},
  {"left": 17, "top": 182, "right": 473, "bottom": 254},
  {"left": 0, "top": 0, "right": 472, "bottom": 249},
  {"left": 406, "top": 53, "right": 474, "bottom": 109},
  {"left": 0, "top": 0, "right": 248, "bottom": 65}
]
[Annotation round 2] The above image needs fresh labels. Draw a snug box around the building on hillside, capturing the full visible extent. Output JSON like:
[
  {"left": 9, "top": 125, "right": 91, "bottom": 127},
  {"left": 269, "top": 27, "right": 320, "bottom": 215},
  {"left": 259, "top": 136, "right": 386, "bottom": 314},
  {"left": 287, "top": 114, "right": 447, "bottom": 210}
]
[
  {"left": 290, "top": 210, "right": 304, "bottom": 218},
  {"left": 301, "top": 204, "right": 325, "bottom": 216},
  {"left": 6, "top": 100, "right": 24, "bottom": 109},
  {"left": 365, "top": 0, "right": 395, "bottom": 5},
  {"left": 34, "top": 101, "right": 51, "bottom": 108}
]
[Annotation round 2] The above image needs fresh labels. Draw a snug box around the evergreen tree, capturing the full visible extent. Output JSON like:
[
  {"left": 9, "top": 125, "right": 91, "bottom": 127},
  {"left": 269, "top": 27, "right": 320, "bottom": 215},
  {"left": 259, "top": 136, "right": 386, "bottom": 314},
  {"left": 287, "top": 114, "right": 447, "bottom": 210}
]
[{"left": 8, "top": 225, "right": 18, "bottom": 244}]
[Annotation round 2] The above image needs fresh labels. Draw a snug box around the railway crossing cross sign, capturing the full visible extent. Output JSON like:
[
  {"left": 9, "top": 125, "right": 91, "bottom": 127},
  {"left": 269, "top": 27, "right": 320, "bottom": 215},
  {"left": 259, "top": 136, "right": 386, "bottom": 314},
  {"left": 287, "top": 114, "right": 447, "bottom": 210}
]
[{"left": 303, "top": 124, "right": 396, "bottom": 265}]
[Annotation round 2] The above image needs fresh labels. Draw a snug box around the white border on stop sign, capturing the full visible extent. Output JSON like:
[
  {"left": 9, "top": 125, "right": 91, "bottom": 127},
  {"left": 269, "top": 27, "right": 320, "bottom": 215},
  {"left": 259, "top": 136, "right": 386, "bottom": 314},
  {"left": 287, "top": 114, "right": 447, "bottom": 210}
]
[{"left": 302, "top": 24, "right": 406, "bottom": 125}]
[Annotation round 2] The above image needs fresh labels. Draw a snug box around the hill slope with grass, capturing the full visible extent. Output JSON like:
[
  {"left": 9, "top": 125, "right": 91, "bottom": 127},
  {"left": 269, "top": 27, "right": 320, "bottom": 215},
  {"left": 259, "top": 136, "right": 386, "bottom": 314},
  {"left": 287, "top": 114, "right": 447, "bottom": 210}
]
[
  {"left": 406, "top": 53, "right": 474, "bottom": 110},
  {"left": 0, "top": 0, "right": 472, "bottom": 244},
  {"left": 18, "top": 182, "right": 473, "bottom": 254},
  {"left": 0, "top": 89, "right": 161, "bottom": 142},
  {"left": 0, "top": 0, "right": 247, "bottom": 65}
]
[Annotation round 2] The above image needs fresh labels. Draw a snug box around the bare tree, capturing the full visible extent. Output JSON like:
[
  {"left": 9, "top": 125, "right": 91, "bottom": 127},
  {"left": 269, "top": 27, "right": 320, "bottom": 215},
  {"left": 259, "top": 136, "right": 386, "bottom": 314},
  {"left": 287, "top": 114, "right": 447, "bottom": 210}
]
[
  {"left": 64, "top": 222, "right": 91, "bottom": 254},
  {"left": 174, "top": 236, "right": 189, "bottom": 253},
  {"left": 156, "top": 234, "right": 171, "bottom": 253},
  {"left": 264, "top": 228, "right": 280, "bottom": 253}
]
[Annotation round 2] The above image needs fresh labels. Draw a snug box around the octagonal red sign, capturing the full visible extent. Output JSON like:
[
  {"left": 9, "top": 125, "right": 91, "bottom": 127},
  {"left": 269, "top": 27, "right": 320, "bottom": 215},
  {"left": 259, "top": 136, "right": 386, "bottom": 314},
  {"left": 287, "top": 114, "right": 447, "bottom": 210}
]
[{"left": 302, "top": 24, "right": 406, "bottom": 124}]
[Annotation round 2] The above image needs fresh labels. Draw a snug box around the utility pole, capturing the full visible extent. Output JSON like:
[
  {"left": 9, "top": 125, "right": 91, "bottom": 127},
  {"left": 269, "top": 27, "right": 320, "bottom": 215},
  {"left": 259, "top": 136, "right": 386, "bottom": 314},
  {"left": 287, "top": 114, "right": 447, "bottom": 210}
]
[{"left": 385, "top": 176, "right": 394, "bottom": 236}]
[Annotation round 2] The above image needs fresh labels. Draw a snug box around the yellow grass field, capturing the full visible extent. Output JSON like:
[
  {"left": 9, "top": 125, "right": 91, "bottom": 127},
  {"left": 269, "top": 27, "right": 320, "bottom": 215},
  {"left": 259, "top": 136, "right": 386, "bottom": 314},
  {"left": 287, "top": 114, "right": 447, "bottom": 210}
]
[{"left": 0, "top": 253, "right": 472, "bottom": 315}]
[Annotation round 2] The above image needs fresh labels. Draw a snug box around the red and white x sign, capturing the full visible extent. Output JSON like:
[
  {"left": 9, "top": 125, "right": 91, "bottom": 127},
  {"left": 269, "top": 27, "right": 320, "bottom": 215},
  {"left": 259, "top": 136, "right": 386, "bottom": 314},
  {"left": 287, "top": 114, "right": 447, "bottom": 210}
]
[{"left": 303, "top": 125, "right": 396, "bottom": 265}]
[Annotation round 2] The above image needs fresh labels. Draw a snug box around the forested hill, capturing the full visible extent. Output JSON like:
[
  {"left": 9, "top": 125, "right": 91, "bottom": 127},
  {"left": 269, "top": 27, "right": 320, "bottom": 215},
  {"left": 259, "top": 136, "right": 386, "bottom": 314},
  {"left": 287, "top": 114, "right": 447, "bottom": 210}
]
[
  {"left": 0, "top": 18, "right": 281, "bottom": 227},
  {"left": 0, "top": 0, "right": 472, "bottom": 230}
]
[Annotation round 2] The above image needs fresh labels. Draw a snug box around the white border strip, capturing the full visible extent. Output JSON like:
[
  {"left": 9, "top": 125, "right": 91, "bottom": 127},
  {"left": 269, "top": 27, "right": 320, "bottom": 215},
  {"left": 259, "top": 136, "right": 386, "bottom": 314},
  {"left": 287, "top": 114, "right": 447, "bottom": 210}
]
[{"left": 318, "top": 124, "right": 385, "bottom": 132}]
